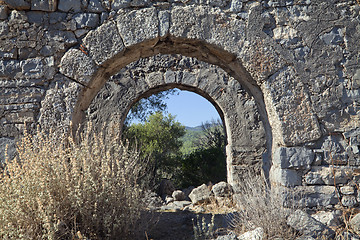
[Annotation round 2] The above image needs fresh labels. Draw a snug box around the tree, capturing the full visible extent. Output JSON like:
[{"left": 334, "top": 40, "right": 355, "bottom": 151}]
[
  {"left": 123, "top": 112, "right": 186, "bottom": 183},
  {"left": 176, "top": 119, "right": 227, "bottom": 188},
  {"left": 125, "top": 89, "right": 178, "bottom": 125}
]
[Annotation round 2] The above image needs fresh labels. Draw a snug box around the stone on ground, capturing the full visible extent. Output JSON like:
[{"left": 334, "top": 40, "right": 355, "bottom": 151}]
[
  {"left": 189, "top": 184, "right": 212, "bottom": 205},
  {"left": 237, "top": 227, "right": 263, "bottom": 240}
]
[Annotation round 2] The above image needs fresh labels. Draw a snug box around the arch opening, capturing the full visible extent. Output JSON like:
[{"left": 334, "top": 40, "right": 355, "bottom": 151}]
[{"left": 85, "top": 54, "right": 268, "bottom": 191}]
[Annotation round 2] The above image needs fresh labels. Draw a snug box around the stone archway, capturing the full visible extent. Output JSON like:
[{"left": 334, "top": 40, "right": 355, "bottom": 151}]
[
  {"left": 56, "top": 4, "right": 322, "bottom": 191},
  {"left": 87, "top": 54, "right": 266, "bottom": 190}
]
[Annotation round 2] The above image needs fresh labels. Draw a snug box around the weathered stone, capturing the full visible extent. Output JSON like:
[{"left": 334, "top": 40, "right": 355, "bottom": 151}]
[
  {"left": 87, "top": 0, "right": 105, "bottom": 13},
  {"left": 82, "top": 21, "right": 125, "bottom": 65},
  {"left": 58, "top": 0, "right": 81, "bottom": 12},
  {"left": 74, "top": 13, "right": 99, "bottom": 29},
  {"left": 212, "top": 181, "right": 233, "bottom": 198},
  {"left": 0, "top": 60, "right": 21, "bottom": 78},
  {"left": 350, "top": 213, "right": 360, "bottom": 235},
  {"left": 4, "top": 0, "right": 30, "bottom": 10},
  {"left": 216, "top": 232, "right": 238, "bottom": 240},
  {"left": 0, "top": 137, "right": 16, "bottom": 163},
  {"left": 45, "top": 30, "right": 77, "bottom": 47},
  {"left": 31, "top": 0, "right": 57, "bottom": 12},
  {"left": 237, "top": 227, "right": 263, "bottom": 240},
  {"left": 172, "top": 190, "right": 185, "bottom": 201},
  {"left": 116, "top": 7, "right": 158, "bottom": 46},
  {"left": 230, "top": 0, "right": 242, "bottom": 12},
  {"left": 287, "top": 210, "right": 334, "bottom": 238},
  {"left": 304, "top": 171, "right": 325, "bottom": 185},
  {"left": 340, "top": 186, "right": 354, "bottom": 195},
  {"left": 0, "top": 5, "right": 9, "bottom": 19},
  {"left": 0, "top": 21, "right": 9, "bottom": 36},
  {"left": 270, "top": 167, "right": 302, "bottom": 187},
  {"left": 273, "top": 147, "right": 314, "bottom": 169},
  {"left": 189, "top": 184, "right": 212, "bottom": 204},
  {"left": 342, "top": 195, "right": 357, "bottom": 207},
  {"left": 311, "top": 211, "right": 341, "bottom": 228},
  {"left": 59, "top": 49, "right": 98, "bottom": 85},
  {"left": 20, "top": 58, "right": 44, "bottom": 79},
  {"left": 294, "top": 186, "right": 338, "bottom": 207},
  {"left": 158, "top": 10, "right": 170, "bottom": 38},
  {"left": 111, "top": 0, "right": 130, "bottom": 10}
]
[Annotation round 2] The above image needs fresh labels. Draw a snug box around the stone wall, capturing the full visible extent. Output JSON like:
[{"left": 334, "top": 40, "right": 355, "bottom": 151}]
[{"left": 0, "top": 0, "right": 359, "bottom": 209}]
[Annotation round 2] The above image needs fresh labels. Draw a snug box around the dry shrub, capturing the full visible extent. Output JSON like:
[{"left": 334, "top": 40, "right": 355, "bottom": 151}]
[
  {"left": 0, "top": 124, "right": 147, "bottom": 240},
  {"left": 228, "top": 171, "right": 298, "bottom": 239}
]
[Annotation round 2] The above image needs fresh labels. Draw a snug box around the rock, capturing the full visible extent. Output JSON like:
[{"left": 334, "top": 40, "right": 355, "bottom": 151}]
[
  {"left": 350, "top": 213, "right": 360, "bottom": 235},
  {"left": 0, "top": 5, "right": 8, "bottom": 20},
  {"left": 311, "top": 211, "right": 340, "bottom": 227},
  {"left": 73, "top": 13, "right": 99, "bottom": 29},
  {"left": 4, "top": 0, "right": 30, "bottom": 10},
  {"left": 287, "top": 210, "right": 335, "bottom": 238},
  {"left": 189, "top": 184, "right": 212, "bottom": 205},
  {"left": 172, "top": 190, "right": 185, "bottom": 201},
  {"left": 342, "top": 195, "right": 358, "bottom": 207},
  {"left": 212, "top": 181, "right": 233, "bottom": 198},
  {"left": 270, "top": 167, "right": 302, "bottom": 187},
  {"left": 31, "top": 0, "right": 57, "bottom": 11},
  {"left": 158, "top": 179, "right": 175, "bottom": 199},
  {"left": 165, "top": 196, "right": 174, "bottom": 204},
  {"left": 273, "top": 147, "right": 314, "bottom": 169},
  {"left": 58, "top": 0, "right": 81, "bottom": 12},
  {"left": 216, "top": 231, "right": 238, "bottom": 240},
  {"left": 336, "top": 232, "right": 360, "bottom": 240},
  {"left": 183, "top": 186, "right": 195, "bottom": 200},
  {"left": 340, "top": 186, "right": 354, "bottom": 195},
  {"left": 0, "top": 137, "right": 16, "bottom": 164},
  {"left": 237, "top": 227, "right": 263, "bottom": 240},
  {"left": 230, "top": 0, "right": 242, "bottom": 12},
  {"left": 82, "top": 21, "right": 125, "bottom": 65},
  {"left": 87, "top": 0, "right": 105, "bottom": 13},
  {"left": 142, "top": 190, "right": 164, "bottom": 210}
]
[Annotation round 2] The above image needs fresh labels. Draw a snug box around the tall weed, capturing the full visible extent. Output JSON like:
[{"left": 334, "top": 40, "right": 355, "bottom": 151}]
[{"left": 0, "top": 124, "right": 147, "bottom": 239}]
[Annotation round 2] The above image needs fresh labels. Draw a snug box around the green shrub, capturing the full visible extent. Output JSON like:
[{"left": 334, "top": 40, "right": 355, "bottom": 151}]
[{"left": 0, "top": 125, "right": 147, "bottom": 240}]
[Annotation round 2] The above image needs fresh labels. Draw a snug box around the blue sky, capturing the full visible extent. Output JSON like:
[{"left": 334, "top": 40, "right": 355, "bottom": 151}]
[{"left": 163, "top": 89, "right": 220, "bottom": 127}]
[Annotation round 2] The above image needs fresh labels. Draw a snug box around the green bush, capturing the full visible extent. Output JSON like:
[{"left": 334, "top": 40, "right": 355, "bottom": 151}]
[{"left": 0, "top": 125, "right": 147, "bottom": 240}]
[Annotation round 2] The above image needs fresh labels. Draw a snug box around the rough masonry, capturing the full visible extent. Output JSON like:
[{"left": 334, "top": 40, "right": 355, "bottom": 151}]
[{"left": 0, "top": 0, "right": 359, "bottom": 209}]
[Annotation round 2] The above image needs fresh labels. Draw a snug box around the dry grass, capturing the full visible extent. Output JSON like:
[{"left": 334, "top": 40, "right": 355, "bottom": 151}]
[
  {"left": 0, "top": 124, "right": 147, "bottom": 240},
  {"left": 228, "top": 172, "right": 298, "bottom": 239}
]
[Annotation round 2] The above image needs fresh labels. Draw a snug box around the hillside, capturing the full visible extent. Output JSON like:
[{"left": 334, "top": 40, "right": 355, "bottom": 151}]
[{"left": 180, "top": 125, "right": 204, "bottom": 154}]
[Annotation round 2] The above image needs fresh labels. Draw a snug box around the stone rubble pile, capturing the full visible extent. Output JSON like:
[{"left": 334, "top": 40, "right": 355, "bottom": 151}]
[{"left": 144, "top": 180, "right": 360, "bottom": 240}]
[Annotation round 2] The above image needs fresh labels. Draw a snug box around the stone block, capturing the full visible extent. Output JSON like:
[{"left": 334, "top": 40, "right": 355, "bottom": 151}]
[
  {"left": 189, "top": 184, "right": 211, "bottom": 204},
  {"left": 4, "top": 0, "right": 30, "bottom": 10},
  {"left": 82, "top": 21, "right": 125, "bottom": 65},
  {"left": 58, "top": 0, "right": 81, "bottom": 12},
  {"left": 31, "top": 0, "right": 57, "bottom": 11},
  {"left": 87, "top": 0, "right": 105, "bottom": 12},
  {"left": 145, "top": 72, "right": 164, "bottom": 88},
  {"left": 311, "top": 211, "right": 341, "bottom": 228},
  {"left": 230, "top": 0, "right": 243, "bottom": 12},
  {"left": 111, "top": 0, "right": 130, "bottom": 10},
  {"left": 270, "top": 166, "right": 302, "bottom": 187},
  {"left": 273, "top": 147, "right": 314, "bottom": 169},
  {"left": 342, "top": 195, "right": 357, "bottom": 207},
  {"left": 0, "top": 137, "right": 16, "bottom": 164},
  {"left": 211, "top": 181, "right": 233, "bottom": 198},
  {"left": 0, "top": 5, "right": 8, "bottom": 20},
  {"left": 172, "top": 190, "right": 185, "bottom": 201},
  {"left": 294, "top": 186, "right": 338, "bottom": 207},
  {"left": 0, "top": 60, "right": 21, "bottom": 78},
  {"left": 350, "top": 213, "right": 360, "bottom": 235},
  {"left": 74, "top": 13, "right": 99, "bottom": 29},
  {"left": 20, "top": 58, "right": 44, "bottom": 79},
  {"left": 116, "top": 7, "right": 158, "bottom": 47},
  {"left": 0, "top": 21, "right": 9, "bottom": 37},
  {"left": 287, "top": 210, "right": 334, "bottom": 238},
  {"left": 158, "top": 10, "right": 170, "bottom": 38},
  {"left": 59, "top": 49, "right": 98, "bottom": 85},
  {"left": 340, "top": 186, "right": 354, "bottom": 195},
  {"left": 237, "top": 227, "right": 263, "bottom": 240}
]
